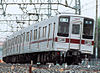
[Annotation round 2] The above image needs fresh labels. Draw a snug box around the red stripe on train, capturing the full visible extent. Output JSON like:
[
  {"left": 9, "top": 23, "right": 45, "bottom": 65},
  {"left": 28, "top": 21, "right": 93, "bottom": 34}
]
[
  {"left": 55, "top": 37, "right": 94, "bottom": 45},
  {"left": 30, "top": 37, "right": 94, "bottom": 45}
]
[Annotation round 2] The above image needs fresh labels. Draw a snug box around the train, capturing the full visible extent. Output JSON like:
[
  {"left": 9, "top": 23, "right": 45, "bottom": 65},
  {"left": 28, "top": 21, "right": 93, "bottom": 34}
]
[{"left": 2, "top": 14, "right": 95, "bottom": 65}]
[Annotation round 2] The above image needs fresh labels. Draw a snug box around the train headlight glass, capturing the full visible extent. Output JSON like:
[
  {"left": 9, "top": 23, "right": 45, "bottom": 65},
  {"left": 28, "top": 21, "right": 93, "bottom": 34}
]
[{"left": 57, "top": 38, "right": 66, "bottom": 42}]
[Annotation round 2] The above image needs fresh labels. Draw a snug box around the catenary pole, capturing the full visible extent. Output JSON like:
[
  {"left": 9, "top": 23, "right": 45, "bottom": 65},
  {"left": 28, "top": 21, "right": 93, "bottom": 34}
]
[{"left": 95, "top": 0, "right": 98, "bottom": 59}]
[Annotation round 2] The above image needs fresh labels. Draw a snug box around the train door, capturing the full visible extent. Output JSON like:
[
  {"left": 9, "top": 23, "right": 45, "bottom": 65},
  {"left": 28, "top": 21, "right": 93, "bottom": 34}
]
[{"left": 69, "top": 17, "right": 83, "bottom": 50}]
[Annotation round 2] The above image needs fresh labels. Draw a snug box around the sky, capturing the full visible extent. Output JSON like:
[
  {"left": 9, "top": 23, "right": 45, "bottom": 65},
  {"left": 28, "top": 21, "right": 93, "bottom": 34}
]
[
  {"left": 81, "top": 0, "right": 100, "bottom": 18},
  {"left": 0, "top": 0, "right": 100, "bottom": 59}
]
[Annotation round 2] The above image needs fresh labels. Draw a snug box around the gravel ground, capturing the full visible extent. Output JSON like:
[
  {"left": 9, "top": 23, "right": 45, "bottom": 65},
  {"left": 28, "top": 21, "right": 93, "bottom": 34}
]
[{"left": 0, "top": 63, "right": 100, "bottom": 73}]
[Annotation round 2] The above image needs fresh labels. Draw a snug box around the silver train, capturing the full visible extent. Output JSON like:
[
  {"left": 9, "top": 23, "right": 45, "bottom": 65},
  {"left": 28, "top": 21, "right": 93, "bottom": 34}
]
[{"left": 2, "top": 14, "right": 95, "bottom": 65}]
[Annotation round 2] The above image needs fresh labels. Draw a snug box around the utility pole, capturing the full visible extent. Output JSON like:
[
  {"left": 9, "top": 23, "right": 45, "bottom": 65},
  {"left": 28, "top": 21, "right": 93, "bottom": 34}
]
[
  {"left": 75, "top": 0, "right": 81, "bottom": 15},
  {"left": 95, "top": 0, "right": 98, "bottom": 59},
  {"left": 48, "top": 0, "right": 52, "bottom": 18}
]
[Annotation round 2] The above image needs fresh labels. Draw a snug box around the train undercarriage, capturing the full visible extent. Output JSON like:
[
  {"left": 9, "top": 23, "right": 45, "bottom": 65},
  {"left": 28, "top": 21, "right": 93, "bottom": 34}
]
[{"left": 3, "top": 50, "right": 91, "bottom": 65}]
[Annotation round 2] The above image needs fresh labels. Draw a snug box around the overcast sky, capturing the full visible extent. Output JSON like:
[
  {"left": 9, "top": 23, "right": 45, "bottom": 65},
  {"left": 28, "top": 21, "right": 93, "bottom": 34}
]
[{"left": 81, "top": 0, "right": 100, "bottom": 18}]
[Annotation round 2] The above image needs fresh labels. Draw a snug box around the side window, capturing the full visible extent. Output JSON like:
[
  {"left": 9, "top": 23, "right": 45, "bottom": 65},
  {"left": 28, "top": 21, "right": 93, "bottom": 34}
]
[
  {"left": 48, "top": 24, "right": 51, "bottom": 37},
  {"left": 12, "top": 38, "right": 13, "bottom": 47},
  {"left": 20, "top": 35, "right": 22, "bottom": 43},
  {"left": 39, "top": 27, "right": 41, "bottom": 39},
  {"left": 34, "top": 29, "right": 37, "bottom": 40},
  {"left": 17, "top": 36, "right": 18, "bottom": 44},
  {"left": 43, "top": 27, "right": 45, "bottom": 37},
  {"left": 34, "top": 30, "right": 35, "bottom": 40},
  {"left": 23, "top": 32, "right": 25, "bottom": 42},
  {"left": 19, "top": 36, "right": 20, "bottom": 44},
  {"left": 18, "top": 36, "right": 20, "bottom": 44},
  {"left": 26, "top": 32, "right": 29, "bottom": 42},
  {"left": 30, "top": 30, "right": 32, "bottom": 41},
  {"left": 43, "top": 26, "right": 47, "bottom": 38},
  {"left": 44, "top": 26, "right": 47, "bottom": 37},
  {"left": 15, "top": 38, "right": 16, "bottom": 44},
  {"left": 14, "top": 37, "right": 15, "bottom": 45}
]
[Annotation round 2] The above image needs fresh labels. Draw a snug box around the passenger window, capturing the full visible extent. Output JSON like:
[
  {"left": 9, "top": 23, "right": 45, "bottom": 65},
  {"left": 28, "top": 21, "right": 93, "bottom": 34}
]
[
  {"left": 34, "top": 30, "right": 35, "bottom": 40},
  {"left": 18, "top": 36, "right": 20, "bottom": 44},
  {"left": 21, "top": 34, "right": 22, "bottom": 43},
  {"left": 15, "top": 37, "right": 17, "bottom": 44},
  {"left": 43, "top": 26, "right": 47, "bottom": 38},
  {"left": 36, "top": 29, "right": 37, "bottom": 39},
  {"left": 34, "top": 29, "right": 37, "bottom": 40},
  {"left": 23, "top": 33, "right": 25, "bottom": 42},
  {"left": 30, "top": 30, "right": 32, "bottom": 41},
  {"left": 39, "top": 27, "right": 41, "bottom": 39},
  {"left": 44, "top": 26, "right": 47, "bottom": 37},
  {"left": 43, "top": 27, "right": 45, "bottom": 37},
  {"left": 72, "top": 24, "right": 80, "bottom": 34},
  {"left": 48, "top": 24, "right": 51, "bottom": 37},
  {"left": 26, "top": 32, "right": 29, "bottom": 42}
]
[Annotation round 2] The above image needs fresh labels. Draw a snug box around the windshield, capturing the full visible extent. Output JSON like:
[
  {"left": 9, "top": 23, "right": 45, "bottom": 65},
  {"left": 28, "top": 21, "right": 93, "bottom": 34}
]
[
  {"left": 82, "top": 18, "right": 94, "bottom": 39},
  {"left": 57, "top": 16, "right": 70, "bottom": 37}
]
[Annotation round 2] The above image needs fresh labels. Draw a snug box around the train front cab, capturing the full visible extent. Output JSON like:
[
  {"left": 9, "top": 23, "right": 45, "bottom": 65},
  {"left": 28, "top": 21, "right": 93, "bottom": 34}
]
[{"left": 54, "top": 15, "right": 94, "bottom": 65}]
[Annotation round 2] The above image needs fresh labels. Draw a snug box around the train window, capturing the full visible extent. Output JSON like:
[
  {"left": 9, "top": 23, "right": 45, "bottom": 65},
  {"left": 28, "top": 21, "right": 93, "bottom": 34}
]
[
  {"left": 36, "top": 29, "right": 37, "bottom": 39},
  {"left": 17, "top": 36, "right": 18, "bottom": 44},
  {"left": 72, "top": 24, "right": 80, "bottom": 34},
  {"left": 18, "top": 35, "right": 20, "bottom": 44},
  {"left": 34, "top": 30, "right": 35, "bottom": 40},
  {"left": 39, "top": 27, "right": 41, "bottom": 39},
  {"left": 82, "top": 18, "right": 94, "bottom": 39},
  {"left": 66, "top": 71, "right": 70, "bottom": 73},
  {"left": 15, "top": 37, "right": 17, "bottom": 44},
  {"left": 43, "top": 27, "right": 45, "bottom": 37},
  {"left": 43, "top": 26, "right": 47, "bottom": 38},
  {"left": 20, "top": 34, "right": 22, "bottom": 43},
  {"left": 82, "top": 72, "right": 86, "bottom": 73},
  {"left": 26, "top": 32, "right": 29, "bottom": 42},
  {"left": 45, "top": 26, "right": 47, "bottom": 37},
  {"left": 13, "top": 38, "right": 14, "bottom": 45},
  {"left": 30, "top": 30, "right": 32, "bottom": 41},
  {"left": 47, "top": 24, "right": 51, "bottom": 43},
  {"left": 23, "top": 33, "right": 25, "bottom": 42},
  {"left": 58, "top": 16, "right": 70, "bottom": 37},
  {"left": 34, "top": 29, "right": 37, "bottom": 40}
]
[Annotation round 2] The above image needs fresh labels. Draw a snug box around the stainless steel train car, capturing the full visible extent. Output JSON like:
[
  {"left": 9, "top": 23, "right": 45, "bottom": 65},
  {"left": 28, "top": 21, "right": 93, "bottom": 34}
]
[{"left": 2, "top": 14, "right": 95, "bottom": 65}]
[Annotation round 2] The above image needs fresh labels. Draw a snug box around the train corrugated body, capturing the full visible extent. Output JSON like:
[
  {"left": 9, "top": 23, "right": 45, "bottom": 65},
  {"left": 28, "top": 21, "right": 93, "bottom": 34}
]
[{"left": 2, "top": 14, "right": 95, "bottom": 65}]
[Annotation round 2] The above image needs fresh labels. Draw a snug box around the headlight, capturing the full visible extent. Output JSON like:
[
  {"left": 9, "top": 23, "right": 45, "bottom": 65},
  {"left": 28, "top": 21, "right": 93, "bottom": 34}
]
[{"left": 58, "top": 38, "right": 66, "bottom": 42}]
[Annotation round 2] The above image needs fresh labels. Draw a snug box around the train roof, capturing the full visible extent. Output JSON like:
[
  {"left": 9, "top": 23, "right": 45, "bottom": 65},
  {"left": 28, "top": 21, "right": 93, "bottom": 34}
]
[{"left": 57, "top": 14, "right": 94, "bottom": 19}]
